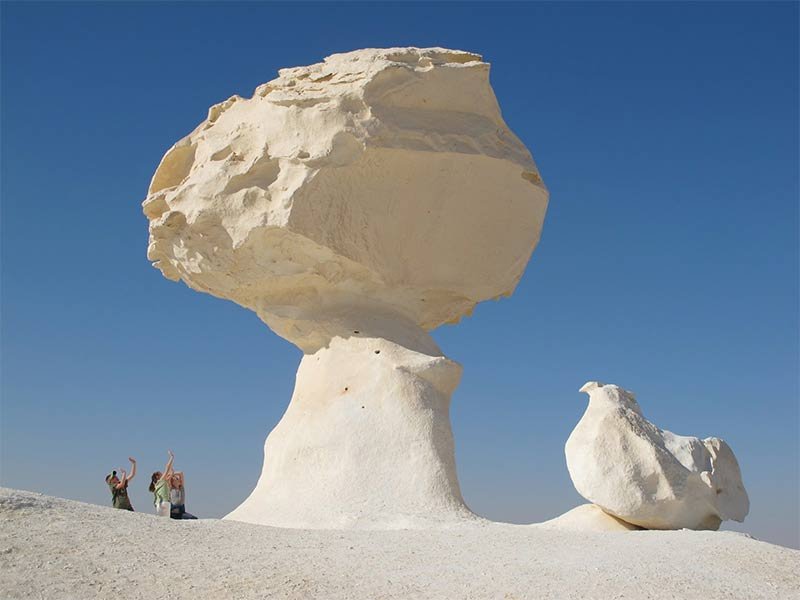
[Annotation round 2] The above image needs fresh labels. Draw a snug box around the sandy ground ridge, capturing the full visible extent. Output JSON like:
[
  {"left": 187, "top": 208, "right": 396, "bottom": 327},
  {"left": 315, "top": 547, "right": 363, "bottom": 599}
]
[{"left": 1, "top": 488, "right": 797, "bottom": 599}]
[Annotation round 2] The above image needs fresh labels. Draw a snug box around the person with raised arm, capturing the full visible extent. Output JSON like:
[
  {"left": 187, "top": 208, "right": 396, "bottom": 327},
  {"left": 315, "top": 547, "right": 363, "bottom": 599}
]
[
  {"left": 149, "top": 450, "right": 174, "bottom": 517},
  {"left": 169, "top": 471, "right": 196, "bottom": 519},
  {"left": 105, "top": 457, "right": 136, "bottom": 511}
]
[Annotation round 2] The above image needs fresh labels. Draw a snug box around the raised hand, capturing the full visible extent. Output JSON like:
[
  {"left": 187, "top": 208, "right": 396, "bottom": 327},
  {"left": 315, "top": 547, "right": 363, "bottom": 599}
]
[{"left": 164, "top": 450, "right": 175, "bottom": 477}]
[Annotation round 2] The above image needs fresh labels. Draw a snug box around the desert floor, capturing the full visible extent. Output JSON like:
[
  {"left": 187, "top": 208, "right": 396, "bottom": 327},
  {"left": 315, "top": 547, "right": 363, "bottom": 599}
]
[{"left": 1, "top": 487, "right": 797, "bottom": 599}]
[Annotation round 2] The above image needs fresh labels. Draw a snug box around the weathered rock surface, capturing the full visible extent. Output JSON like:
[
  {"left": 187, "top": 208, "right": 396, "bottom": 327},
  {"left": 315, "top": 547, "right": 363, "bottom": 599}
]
[
  {"left": 143, "top": 47, "right": 548, "bottom": 353},
  {"left": 565, "top": 382, "right": 750, "bottom": 530},
  {"left": 226, "top": 334, "right": 475, "bottom": 528},
  {"left": 143, "top": 48, "right": 548, "bottom": 528}
]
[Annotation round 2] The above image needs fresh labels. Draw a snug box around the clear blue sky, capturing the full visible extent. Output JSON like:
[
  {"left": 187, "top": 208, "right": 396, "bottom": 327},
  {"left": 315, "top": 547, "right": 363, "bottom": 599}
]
[{"left": 2, "top": 2, "right": 797, "bottom": 547}]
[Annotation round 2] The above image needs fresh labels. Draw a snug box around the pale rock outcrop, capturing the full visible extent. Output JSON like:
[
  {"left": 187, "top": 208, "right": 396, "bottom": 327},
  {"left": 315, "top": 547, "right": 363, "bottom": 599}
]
[
  {"left": 143, "top": 48, "right": 548, "bottom": 528},
  {"left": 143, "top": 47, "right": 547, "bottom": 353},
  {"left": 565, "top": 382, "right": 750, "bottom": 531},
  {"left": 227, "top": 334, "right": 472, "bottom": 528}
]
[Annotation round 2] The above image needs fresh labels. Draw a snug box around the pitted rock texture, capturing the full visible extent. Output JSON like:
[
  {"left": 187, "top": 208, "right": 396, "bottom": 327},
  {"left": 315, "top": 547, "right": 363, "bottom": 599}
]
[
  {"left": 226, "top": 333, "right": 475, "bottom": 529},
  {"left": 566, "top": 382, "right": 750, "bottom": 531},
  {"left": 143, "top": 47, "right": 548, "bottom": 352}
]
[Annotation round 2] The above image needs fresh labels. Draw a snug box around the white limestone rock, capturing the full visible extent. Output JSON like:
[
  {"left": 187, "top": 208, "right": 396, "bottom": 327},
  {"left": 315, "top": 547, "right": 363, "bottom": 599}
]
[
  {"left": 565, "top": 382, "right": 750, "bottom": 531},
  {"left": 143, "top": 48, "right": 548, "bottom": 528},
  {"left": 143, "top": 47, "right": 548, "bottom": 353},
  {"left": 539, "top": 504, "right": 642, "bottom": 532},
  {"left": 226, "top": 333, "right": 474, "bottom": 528}
]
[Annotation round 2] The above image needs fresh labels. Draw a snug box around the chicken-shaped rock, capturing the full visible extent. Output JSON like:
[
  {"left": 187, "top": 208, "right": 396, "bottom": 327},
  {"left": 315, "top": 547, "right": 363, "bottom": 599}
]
[{"left": 565, "top": 381, "right": 749, "bottom": 530}]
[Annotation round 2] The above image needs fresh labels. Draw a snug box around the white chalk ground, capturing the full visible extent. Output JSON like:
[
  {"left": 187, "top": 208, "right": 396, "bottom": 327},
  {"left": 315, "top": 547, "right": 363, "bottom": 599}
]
[{"left": 1, "top": 488, "right": 797, "bottom": 600}]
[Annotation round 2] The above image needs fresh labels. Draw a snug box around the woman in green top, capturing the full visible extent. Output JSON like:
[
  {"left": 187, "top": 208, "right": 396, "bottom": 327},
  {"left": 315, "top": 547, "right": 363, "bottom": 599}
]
[
  {"left": 106, "top": 456, "right": 136, "bottom": 511},
  {"left": 149, "top": 450, "right": 174, "bottom": 517}
]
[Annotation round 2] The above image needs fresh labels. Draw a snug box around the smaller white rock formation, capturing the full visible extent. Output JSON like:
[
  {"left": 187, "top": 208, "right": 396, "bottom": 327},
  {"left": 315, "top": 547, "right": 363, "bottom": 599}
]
[{"left": 565, "top": 382, "right": 749, "bottom": 531}]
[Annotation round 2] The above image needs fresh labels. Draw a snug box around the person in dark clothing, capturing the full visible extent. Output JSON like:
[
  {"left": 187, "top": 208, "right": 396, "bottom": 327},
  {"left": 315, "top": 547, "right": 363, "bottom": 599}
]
[
  {"left": 106, "top": 457, "right": 136, "bottom": 511},
  {"left": 169, "top": 471, "right": 196, "bottom": 519}
]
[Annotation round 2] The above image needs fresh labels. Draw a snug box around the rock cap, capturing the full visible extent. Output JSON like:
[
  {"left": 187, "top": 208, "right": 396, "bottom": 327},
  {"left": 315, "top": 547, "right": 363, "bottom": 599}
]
[{"left": 143, "top": 47, "right": 548, "bottom": 351}]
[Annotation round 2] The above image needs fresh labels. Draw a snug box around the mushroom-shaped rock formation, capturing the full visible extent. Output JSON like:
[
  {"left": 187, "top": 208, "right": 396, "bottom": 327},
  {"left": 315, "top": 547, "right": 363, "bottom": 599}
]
[
  {"left": 565, "top": 382, "right": 750, "bottom": 531},
  {"left": 143, "top": 48, "right": 549, "bottom": 528}
]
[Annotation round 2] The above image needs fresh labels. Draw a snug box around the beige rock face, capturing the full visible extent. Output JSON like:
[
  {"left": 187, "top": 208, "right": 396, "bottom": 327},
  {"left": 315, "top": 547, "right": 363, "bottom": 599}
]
[
  {"left": 143, "top": 47, "right": 548, "bottom": 352},
  {"left": 565, "top": 382, "right": 750, "bottom": 531},
  {"left": 143, "top": 48, "right": 548, "bottom": 528}
]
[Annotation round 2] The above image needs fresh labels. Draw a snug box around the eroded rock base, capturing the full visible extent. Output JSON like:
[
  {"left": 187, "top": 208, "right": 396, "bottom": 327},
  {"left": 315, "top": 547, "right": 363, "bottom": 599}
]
[{"left": 226, "top": 332, "right": 475, "bottom": 529}]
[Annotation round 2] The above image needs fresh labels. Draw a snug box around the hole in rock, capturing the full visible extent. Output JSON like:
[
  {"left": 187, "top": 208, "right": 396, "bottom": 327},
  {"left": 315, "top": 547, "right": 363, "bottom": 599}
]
[
  {"left": 162, "top": 211, "right": 187, "bottom": 230},
  {"left": 255, "top": 84, "right": 274, "bottom": 97},
  {"left": 223, "top": 155, "right": 280, "bottom": 194},
  {"left": 344, "top": 387, "right": 349, "bottom": 392},
  {"left": 142, "top": 193, "right": 169, "bottom": 220},
  {"left": 521, "top": 170, "right": 544, "bottom": 186},
  {"left": 149, "top": 143, "right": 197, "bottom": 194},
  {"left": 374, "top": 350, "right": 380, "bottom": 355},
  {"left": 432, "top": 51, "right": 481, "bottom": 64},
  {"left": 353, "top": 330, "right": 360, "bottom": 334},
  {"left": 211, "top": 146, "right": 233, "bottom": 161}
]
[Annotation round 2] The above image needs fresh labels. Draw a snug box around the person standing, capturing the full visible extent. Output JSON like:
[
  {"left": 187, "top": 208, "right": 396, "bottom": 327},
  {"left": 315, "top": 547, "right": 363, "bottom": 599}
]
[
  {"left": 106, "top": 457, "right": 136, "bottom": 511},
  {"left": 149, "top": 450, "right": 174, "bottom": 517}
]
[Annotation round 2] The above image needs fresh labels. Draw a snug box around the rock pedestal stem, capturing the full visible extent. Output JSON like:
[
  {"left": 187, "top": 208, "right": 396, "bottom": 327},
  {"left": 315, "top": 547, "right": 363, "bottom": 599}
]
[{"left": 227, "top": 321, "right": 474, "bottom": 528}]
